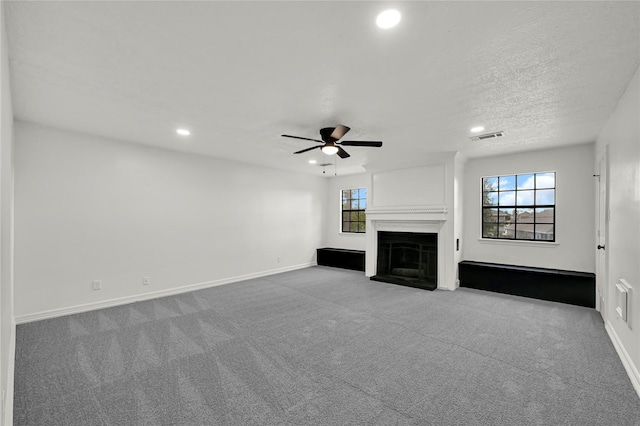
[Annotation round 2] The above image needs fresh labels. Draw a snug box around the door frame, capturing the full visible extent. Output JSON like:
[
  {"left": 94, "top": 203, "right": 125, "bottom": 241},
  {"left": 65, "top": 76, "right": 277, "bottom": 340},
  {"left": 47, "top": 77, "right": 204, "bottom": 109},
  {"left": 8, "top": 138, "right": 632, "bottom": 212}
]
[{"left": 595, "top": 146, "right": 609, "bottom": 320}]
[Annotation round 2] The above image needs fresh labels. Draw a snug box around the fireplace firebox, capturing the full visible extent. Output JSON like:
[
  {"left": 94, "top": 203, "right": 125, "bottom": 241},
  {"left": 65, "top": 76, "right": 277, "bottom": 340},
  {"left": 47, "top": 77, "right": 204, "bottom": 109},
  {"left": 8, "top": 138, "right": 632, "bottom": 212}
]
[{"left": 371, "top": 231, "right": 437, "bottom": 290}]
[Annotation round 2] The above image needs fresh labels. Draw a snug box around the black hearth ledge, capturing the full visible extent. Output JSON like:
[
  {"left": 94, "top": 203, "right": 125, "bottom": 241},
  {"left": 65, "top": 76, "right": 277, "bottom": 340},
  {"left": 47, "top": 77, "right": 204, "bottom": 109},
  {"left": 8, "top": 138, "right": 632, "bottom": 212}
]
[{"left": 370, "top": 274, "right": 437, "bottom": 291}]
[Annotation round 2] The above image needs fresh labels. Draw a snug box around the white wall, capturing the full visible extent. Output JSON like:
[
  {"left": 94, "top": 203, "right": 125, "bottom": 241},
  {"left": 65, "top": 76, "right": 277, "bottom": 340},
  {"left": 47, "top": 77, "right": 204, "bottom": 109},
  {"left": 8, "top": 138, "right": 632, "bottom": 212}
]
[
  {"left": 324, "top": 173, "right": 368, "bottom": 251},
  {"left": 595, "top": 67, "right": 640, "bottom": 394},
  {"left": 453, "top": 153, "right": 466, "bottom": 281},
  {"left": 462, "top": 143, "right": 595, "bottom": 272},
  {"left": 0, "top": 2, "right": 15, "bottom": 423},
  {"left": 14, "top": 122, "right": 327, "bottom": 319}
]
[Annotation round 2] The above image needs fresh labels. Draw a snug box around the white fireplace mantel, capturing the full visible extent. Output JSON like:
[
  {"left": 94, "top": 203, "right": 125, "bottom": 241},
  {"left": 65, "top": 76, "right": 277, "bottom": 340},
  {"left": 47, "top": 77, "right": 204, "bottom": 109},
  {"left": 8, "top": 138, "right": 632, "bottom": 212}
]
[
  {"left": 366, "top": 206, "right": 448, "bottom": 222},
  {"left": 365, "top": 205, "right": 449, "bottom": 288},
  {"left": 363, "top": 156, "right": 460, "bottom": 290}
]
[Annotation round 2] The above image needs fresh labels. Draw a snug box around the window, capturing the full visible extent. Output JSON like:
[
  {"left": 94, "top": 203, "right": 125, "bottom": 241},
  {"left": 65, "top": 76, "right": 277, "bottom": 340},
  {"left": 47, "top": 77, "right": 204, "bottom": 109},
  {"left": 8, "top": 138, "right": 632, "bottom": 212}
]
[
  {"left": 341, "top": 188, "right": 366, "bottom": 233},
  {"left": 482, "top": 172, "right": 555, "bottom": 241}
]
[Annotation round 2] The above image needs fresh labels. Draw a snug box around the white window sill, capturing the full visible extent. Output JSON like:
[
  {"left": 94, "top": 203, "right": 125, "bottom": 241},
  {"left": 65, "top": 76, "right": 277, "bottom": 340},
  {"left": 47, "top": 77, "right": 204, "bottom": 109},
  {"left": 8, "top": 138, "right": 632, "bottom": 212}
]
[
  {"left": 477, "top": 238, "right": 558, "bottom": 247},
  {"left": 339, "top": 232, "right": 366, "bottom": 236}
]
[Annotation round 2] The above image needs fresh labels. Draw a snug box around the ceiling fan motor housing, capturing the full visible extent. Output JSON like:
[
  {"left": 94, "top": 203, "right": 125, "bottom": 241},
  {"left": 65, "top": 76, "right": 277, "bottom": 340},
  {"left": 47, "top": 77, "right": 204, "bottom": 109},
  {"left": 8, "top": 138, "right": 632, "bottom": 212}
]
[{"left": 320, "top": 127, "right": 338, "bottom": 142}]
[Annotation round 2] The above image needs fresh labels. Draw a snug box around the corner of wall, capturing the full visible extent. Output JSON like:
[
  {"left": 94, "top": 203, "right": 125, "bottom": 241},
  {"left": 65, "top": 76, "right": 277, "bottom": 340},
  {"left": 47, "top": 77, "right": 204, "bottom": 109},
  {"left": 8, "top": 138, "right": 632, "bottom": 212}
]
[{"left": 453, "top": 151, "right": 466, "bottom": 278}]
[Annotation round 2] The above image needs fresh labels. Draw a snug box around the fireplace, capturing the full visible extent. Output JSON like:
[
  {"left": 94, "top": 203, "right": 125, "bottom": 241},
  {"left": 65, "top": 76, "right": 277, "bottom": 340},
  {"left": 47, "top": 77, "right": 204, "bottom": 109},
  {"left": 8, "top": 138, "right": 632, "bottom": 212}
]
[
  {"left": 371, "top": 231, "right": 437, "bottom": 290},
  {"left": 364, "top": 157, "right": 458, "bottom": 290},
  {"left": 365, "top": 207, "right": 449, "bottom": 290}
]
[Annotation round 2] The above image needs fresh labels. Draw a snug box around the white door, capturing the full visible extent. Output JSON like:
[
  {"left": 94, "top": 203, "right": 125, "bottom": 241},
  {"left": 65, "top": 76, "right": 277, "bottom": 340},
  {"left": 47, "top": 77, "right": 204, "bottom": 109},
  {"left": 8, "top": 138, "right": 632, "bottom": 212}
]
[{"left": 596, "top": 150, "right": 608, "bottom": 320}]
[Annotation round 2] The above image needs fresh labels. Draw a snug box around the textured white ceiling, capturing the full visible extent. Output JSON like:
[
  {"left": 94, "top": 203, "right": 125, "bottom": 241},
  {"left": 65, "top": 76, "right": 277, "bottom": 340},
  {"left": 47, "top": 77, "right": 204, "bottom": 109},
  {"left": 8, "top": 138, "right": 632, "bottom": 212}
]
[{"left": 5, "top": 1, "right": 640, "bottom": 175}]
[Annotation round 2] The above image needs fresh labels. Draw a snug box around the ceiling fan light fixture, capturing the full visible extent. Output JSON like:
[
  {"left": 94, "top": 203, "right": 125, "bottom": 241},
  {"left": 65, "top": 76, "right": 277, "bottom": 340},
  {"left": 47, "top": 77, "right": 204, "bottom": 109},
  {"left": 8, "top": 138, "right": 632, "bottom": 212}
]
[
  {"left": 376, "top": 9, "right": 401, "bottom": 29},
  {"left": 321, "top": 145, "right": 339, "bottom": 155}
]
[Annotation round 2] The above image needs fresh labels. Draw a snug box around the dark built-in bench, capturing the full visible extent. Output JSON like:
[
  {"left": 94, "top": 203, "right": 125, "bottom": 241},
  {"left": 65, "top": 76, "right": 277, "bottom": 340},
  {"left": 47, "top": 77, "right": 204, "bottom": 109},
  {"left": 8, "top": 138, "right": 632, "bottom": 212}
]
[
  {"left": 316, "top": 248, "right": 365, "bottom": 272},
  {"left": 458, "top": 260, "right": 595, "bottom": 308}
]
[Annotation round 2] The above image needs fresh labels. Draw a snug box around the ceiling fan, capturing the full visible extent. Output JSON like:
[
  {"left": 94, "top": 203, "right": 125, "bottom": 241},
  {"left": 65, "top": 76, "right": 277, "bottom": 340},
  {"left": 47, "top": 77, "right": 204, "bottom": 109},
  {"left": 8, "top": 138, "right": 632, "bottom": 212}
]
[{"left": 281, "top": 125, "right": 383, "bottom": 159}]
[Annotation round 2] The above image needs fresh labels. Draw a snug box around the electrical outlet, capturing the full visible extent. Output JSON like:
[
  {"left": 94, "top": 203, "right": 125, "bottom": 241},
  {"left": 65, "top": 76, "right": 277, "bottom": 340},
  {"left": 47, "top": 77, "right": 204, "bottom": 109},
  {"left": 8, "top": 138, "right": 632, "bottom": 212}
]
[
  {"left": 143, "top": 276, "right": 150, "bottom": 285},
  {"left": 92, "top": 280, "right": 102, "bottom": 290},
  {"left": 277, "top": 256, "right": 282, "bottom": 263}
]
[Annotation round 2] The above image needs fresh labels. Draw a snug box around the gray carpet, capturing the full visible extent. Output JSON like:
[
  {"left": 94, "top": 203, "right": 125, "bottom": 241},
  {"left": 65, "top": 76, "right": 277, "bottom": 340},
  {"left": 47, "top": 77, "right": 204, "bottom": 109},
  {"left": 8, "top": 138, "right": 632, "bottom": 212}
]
[{"left": 13, "top": 266, "right": 640, "bottom": 425}]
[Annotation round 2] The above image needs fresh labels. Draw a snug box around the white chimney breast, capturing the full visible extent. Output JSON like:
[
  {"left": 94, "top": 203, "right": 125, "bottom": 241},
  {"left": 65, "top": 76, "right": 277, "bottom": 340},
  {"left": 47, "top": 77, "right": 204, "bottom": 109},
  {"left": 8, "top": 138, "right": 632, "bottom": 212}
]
[
  {"left": 364, "top": 154, "right": 459, "bottom": 290},
  {"left": 371, "top": 164, "right": 445, "bottom": 208}
]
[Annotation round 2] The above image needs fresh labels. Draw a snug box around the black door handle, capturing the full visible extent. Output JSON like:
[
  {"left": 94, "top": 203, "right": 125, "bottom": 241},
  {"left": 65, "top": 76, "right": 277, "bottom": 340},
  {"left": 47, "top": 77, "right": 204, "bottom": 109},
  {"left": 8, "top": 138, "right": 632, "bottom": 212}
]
[{"left": 597, "top": 244, "right": 605, "bottom": 250}]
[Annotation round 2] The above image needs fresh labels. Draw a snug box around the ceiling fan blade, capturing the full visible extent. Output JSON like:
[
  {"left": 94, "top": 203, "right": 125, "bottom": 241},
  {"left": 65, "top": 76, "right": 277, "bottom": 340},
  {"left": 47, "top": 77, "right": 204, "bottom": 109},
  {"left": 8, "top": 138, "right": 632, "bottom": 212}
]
[
  {"left": 339, "top": 141, "right": 383, "bottom": 147},
  {"left": 294, "top": 145, "right": 322, "bottom": 154},
  {"left": 337, "top": 147, "right": 350, "bottom": 159},
  {"left": 330, "top": 125, "right": 351, "bottom": 141},
  {"left": 282, "top": 134, "right": 324, "bottom": 143}
]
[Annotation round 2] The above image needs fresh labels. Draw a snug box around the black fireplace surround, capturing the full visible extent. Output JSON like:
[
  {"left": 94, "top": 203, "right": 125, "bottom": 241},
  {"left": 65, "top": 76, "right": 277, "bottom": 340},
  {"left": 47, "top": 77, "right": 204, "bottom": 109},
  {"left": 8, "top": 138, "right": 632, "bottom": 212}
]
[{"left": 371, "top": 231, "right": 437, "bottom": 290}]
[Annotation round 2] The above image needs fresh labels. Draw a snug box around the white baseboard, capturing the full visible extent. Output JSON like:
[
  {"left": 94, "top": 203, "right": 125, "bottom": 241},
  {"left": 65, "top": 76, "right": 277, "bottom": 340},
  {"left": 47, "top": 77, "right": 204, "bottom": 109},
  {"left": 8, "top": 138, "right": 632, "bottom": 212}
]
[
  {"left": 605, "top": 320, "right": 640, "bottom": 400},
  {"left": 15, "top": 262, "right": 316, "bottom": 324},
  {"left": 3, "top": 318, "right": 15, "bottom": 426}
]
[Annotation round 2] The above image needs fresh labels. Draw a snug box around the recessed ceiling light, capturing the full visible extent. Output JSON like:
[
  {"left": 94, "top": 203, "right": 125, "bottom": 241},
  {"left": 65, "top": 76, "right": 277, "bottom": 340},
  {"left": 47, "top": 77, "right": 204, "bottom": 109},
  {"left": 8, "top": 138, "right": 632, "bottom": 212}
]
[
  {"left": 470, "top": 126, "right": 485, "bottom": 133},
  {"left": 376, "top": 9, "right": 401, "bottom": 29},
  {"left": 176, "top": 128, "right": 190, "bottom": 136},
  {"left": 308, "top": 159, "right": 317, "bottom": 164}
]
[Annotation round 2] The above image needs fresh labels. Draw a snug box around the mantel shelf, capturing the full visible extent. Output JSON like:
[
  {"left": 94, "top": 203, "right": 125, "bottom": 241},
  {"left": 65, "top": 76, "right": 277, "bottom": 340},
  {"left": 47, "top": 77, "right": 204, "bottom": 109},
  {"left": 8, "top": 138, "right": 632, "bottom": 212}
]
[{"left": 366, "top": 206, "right": 448, "bottom": 222}]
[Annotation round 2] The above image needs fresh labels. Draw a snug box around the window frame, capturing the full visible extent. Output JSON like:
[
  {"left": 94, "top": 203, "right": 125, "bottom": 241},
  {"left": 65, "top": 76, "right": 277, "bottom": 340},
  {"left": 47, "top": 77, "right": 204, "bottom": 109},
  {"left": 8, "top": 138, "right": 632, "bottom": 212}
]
[
  {"left": 481, "top": 171, "right": 556, "bottom": 242},
  {"left": 340, "top": 188, "right": 367, "bottom": 234}
]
